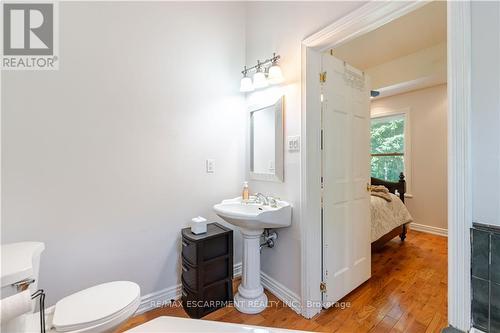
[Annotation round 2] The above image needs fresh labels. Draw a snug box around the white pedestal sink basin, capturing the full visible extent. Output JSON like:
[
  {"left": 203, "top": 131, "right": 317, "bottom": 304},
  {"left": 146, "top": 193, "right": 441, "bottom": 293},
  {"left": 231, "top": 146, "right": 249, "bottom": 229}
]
[{"left": 213, "top": 197, "right": 291, "bottom": 314}]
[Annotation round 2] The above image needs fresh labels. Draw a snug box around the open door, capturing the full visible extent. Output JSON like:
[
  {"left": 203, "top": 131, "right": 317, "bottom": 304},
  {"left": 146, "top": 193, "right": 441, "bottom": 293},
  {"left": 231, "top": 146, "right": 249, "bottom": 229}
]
[{"left": 321, "top": 52, "right": 371, "bottom": 307}]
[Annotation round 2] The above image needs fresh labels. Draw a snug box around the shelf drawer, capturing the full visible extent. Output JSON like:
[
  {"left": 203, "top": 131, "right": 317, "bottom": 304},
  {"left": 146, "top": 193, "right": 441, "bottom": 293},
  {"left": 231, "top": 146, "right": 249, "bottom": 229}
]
[
  {"left": 181, "top": 284, "right": 199, "bottom": 318},
  {"left": 181, "top": 279, "right": 233, "bottom": 319},
  {"left": 181, "top": 237, "right": 197, "bottom": 265},
  {"left": 203, "top": 279, "right": 232, "bottom": 304},
  {"left": 202, "top": 236, "right": 229, "bottom": 261},
  {"left": 181, "top": 259, "right": 197, "bottom": 290},
  {"left": 204, "top": 256, "right": 231, "bottom": 284},
  {"left": 181, "top": 256, "right": 231, "bottom": 291}
]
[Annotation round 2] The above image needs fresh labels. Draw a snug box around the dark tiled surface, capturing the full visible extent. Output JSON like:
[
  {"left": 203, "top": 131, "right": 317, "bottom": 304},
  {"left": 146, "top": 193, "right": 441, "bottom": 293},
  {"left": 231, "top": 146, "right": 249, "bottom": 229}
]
[
  {"left": 472, "top": 276, "right": 490, "bottom": 332},
  {"left": 472, "top": 228, "right": 490, "bottom": 280},
  {"left": 492, "top": 282, "right": 500, "bottom": 333},
  {"left": 474, "top": 222, "right": 500, "bottom": 234},
  {"left": 492, "top": 234, "right": 500, "bottom": 284},
  {"left": 471, "top": 224, "right": 500, "bottom": 332}
]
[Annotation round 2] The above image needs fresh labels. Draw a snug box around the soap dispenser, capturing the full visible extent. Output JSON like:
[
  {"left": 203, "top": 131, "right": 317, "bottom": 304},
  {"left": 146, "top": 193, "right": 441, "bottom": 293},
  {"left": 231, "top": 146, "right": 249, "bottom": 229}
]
[{"left": 242, "top": 181, "right": 250, "bottom": 201}]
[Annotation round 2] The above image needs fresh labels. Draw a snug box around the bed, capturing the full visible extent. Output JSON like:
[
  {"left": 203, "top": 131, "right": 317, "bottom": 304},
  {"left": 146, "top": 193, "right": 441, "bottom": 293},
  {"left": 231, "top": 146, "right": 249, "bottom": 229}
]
[{"left": 370, "top": 172, "right": 413, "bottom": 251}]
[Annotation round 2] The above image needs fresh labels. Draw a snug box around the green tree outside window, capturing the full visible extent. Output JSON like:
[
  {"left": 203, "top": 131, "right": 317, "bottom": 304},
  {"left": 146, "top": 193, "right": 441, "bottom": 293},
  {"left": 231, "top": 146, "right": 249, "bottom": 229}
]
[{"left": 371, "top": 115, "right": 405, "bottom": 182}]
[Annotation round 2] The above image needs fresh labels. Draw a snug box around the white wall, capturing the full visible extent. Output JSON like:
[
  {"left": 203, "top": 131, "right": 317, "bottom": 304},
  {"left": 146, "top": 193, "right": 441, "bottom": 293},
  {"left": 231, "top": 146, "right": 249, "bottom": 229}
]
[
  {"left": 245, "top": 1, "right": 365, "bottom": 296},
  {"left": 1, "top": 2, "right": 247, "bottom": 305},
  {"left": 471, "top": 1, "right": 500, "bottom": 226},
  {"left": 371, "top": 85, "right": 448, "bottom": 230}
]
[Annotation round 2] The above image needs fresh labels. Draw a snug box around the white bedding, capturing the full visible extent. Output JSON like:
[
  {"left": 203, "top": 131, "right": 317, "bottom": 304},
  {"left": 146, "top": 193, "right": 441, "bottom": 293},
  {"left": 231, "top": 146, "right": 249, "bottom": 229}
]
[{"left": 371, "top": 193, "right": 413, "bottom": 242}]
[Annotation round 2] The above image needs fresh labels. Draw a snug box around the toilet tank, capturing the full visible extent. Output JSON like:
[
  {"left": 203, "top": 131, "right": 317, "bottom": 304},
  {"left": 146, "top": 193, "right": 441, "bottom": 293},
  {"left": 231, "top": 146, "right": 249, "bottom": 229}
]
[{"left": 1, "top": 242, "right": 45, "bottom": 299}]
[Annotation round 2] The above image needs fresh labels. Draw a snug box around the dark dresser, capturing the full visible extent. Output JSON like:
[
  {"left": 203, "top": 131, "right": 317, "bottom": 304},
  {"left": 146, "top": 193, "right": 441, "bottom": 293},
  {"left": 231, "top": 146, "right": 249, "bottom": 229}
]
[{"left": 181, "top": 222, "right": 233, "bottom": 318}]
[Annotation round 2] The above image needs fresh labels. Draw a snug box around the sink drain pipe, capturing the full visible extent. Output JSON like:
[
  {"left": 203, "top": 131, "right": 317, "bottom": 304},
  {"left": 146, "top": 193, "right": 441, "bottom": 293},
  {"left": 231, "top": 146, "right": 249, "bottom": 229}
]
[{"left": 260, "top": 229, "right": 278, "bottom": 251}]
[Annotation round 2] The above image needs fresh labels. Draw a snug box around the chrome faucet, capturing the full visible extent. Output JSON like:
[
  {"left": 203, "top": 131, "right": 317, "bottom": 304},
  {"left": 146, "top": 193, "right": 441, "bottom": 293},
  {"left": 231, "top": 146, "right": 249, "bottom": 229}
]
[
  {"left": 267, "top": 197, "right": 278, "bottom": 208},
  {"left": 255, "top": 193, "right": 269, "bottom": 205}
]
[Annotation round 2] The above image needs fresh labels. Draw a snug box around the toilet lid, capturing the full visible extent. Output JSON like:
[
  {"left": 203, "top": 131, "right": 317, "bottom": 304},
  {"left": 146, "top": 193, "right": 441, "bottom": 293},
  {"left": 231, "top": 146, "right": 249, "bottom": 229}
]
[{"left": 53, "top": 281, "right": 140, "bottom": 332}]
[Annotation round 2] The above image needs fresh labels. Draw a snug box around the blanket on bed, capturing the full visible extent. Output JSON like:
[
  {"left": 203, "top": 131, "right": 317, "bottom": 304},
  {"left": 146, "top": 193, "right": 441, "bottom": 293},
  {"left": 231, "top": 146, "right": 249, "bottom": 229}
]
[
  {"left": 370, "top": 185, "right": 392, "bottom": 202},
  {"left": 371, "top": 193, "right": 413, "bottom": 242}
]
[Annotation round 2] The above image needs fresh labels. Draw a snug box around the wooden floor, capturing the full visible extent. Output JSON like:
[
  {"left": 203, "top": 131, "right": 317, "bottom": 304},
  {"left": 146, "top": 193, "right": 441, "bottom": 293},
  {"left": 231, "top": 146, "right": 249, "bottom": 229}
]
[{"left": 118, "top": 230, "right": 447, "bottom": 332}]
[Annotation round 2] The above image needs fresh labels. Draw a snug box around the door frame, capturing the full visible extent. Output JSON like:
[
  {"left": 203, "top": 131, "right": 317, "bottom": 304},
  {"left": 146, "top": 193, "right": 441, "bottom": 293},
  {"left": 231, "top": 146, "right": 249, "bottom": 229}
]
[{"left": 299, "top": 2, "right": 472, "bottom": 331}]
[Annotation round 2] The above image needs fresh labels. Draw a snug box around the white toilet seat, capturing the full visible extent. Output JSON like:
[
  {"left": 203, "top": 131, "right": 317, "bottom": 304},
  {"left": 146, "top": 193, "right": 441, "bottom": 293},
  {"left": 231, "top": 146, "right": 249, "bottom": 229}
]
[{"left": 52, "top": 281, "right": 140, "bottom": 333}]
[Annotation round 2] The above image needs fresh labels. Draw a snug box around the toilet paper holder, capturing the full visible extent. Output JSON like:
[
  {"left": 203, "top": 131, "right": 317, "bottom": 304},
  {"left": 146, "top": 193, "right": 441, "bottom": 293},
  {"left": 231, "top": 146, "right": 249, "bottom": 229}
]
[
  {"left": 8, "top": 278, "right": 46, "bottom": 332},
  {"left": 31, "top": 289, "right": 46, "bottom": 333},
  {"left": 12, "top": 278, "right": 35, "bottom": 292},
  {"left": 10, "top": 277, "right": 45, "bottom": 332}
]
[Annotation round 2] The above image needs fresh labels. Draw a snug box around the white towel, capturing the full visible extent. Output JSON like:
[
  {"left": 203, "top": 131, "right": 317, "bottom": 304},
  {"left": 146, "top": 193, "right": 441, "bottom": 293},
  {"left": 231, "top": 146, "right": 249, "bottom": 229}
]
[{"left": 0, "top": 290, "right": 32, "bottom": 324}]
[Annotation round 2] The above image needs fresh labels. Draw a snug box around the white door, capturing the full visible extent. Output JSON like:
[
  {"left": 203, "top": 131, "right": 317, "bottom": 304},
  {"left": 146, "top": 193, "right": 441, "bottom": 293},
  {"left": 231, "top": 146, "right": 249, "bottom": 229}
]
[{"left": 321, "top": 52, "right": 371, "bottom": 307}]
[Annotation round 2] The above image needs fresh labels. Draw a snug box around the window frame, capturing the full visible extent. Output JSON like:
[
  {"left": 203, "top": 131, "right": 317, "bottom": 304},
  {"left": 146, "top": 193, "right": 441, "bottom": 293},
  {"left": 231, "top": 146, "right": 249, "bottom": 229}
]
[{"left": 370, "top": 107, "right": 413, "bottom": 197}]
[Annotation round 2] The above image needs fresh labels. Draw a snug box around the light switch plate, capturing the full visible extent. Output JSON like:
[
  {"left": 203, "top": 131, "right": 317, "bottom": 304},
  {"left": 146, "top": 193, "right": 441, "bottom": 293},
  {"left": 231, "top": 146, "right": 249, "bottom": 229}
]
[
  {"left": 287, "top": 136, "right": 300, "bottom": 152},
  {"left": 206, "top": 159, "right": 215, "bottom": 173}
]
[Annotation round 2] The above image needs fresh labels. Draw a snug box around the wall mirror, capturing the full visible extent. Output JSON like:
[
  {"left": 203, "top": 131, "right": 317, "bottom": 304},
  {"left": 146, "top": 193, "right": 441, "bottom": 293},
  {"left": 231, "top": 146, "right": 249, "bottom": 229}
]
[{"left": 249, "top": 96, "right": 284, "bottom": 182}]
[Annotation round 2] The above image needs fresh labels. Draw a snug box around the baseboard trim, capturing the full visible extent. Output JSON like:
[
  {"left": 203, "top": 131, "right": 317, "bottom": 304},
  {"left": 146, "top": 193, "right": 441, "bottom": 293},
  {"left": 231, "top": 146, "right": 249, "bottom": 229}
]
[
  {"left": 410, "top": 223, "right": 448, "bottom": 237},
  {"left": 260, "top": 271, "right": 302, "bottom": 315},
  {"left": 234, "top": 262, "right": 242, "bottom": 278},
  {"left": 137, "top": 262, "right": 300, "bottom": 316},
  {"left": 137, "top": 263, "right": 243, "bottom": 315},
  {"left": 136, "top": 283, "right": 182, "bottom": 315}
]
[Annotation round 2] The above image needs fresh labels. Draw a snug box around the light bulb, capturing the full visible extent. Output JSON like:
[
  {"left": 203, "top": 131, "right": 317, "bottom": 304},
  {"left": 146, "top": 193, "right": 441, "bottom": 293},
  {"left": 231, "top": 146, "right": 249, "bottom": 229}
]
[
  {"left": 268, "top": 64, "right": 284, "bottom": 84},
  {"left": 240, "top": 76, "right": 254, "bottom": 92},
  {"left": 253, "top": 71, "right": 268, "bottom": 89}
]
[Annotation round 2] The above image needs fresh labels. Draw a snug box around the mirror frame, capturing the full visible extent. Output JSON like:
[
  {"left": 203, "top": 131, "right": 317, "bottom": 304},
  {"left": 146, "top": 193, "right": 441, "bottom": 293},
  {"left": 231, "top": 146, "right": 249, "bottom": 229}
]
[{"left": 249, "top": 96, "right": 284, "bottom": 182}]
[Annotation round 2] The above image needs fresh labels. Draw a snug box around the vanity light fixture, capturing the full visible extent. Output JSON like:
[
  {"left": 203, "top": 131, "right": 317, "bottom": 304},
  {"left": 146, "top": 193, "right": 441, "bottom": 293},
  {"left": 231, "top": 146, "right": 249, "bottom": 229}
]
[
  {"left": 252, "top": 61, "right": 268, "bottom": 89},
  {"left": 239, "top": 53, "right": 283, "bottom": 92},
  {"left": 268, "top": 57, "right": 284, "bottom": 84},
  {"left": 240, "top": 66, "right": 254, "bottom": 92}
]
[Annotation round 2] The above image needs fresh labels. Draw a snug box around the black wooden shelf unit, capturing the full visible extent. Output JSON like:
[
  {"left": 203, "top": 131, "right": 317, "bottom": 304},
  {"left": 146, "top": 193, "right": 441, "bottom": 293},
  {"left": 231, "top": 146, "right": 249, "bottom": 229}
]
[{"left": 181, "top": 222, "right": 233, "bottom": 318}]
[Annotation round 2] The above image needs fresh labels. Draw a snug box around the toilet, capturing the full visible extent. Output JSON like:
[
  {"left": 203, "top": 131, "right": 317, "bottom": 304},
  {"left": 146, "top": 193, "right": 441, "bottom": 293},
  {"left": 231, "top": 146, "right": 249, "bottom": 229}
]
[{"left": 1, "top": 242, "right": 141, "bottom": 333}]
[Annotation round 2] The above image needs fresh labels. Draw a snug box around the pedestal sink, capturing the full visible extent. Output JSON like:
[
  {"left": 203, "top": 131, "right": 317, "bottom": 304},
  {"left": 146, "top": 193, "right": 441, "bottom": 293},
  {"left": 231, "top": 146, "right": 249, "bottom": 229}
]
[{"left": 213, "top": 197, "right": 291, "bottom": 314}]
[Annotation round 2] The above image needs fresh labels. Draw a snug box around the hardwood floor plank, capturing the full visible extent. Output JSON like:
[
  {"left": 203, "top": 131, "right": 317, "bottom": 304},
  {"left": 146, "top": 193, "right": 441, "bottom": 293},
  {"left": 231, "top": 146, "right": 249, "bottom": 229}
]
[{"left": 370, "top": 315, "right": 398, "bottom": 333}]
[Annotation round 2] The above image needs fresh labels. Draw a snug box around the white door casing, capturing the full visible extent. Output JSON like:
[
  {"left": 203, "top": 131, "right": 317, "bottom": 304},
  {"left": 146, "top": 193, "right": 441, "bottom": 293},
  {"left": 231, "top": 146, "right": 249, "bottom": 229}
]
[{"left": 321, "top": 53, "right": 371, "bottom": 306}]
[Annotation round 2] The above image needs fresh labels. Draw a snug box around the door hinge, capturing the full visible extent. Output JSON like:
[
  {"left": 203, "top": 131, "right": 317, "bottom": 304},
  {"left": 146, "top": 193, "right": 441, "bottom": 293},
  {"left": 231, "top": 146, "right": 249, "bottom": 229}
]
[
  {"left": 320, "top": 281, "right": 327, "bottom": 293},
  {"left": 319, "top": 71, "right": 327, "bottom": 83}
]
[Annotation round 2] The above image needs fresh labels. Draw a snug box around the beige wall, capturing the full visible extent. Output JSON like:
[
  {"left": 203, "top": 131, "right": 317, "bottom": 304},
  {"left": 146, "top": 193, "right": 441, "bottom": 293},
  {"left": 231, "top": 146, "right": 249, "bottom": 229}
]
[
  {"left": 371, "top": 84, "right": 448, "bottom": 230},
  {"left": 366, "top": 42, "right": 446, "bottom": 90}
]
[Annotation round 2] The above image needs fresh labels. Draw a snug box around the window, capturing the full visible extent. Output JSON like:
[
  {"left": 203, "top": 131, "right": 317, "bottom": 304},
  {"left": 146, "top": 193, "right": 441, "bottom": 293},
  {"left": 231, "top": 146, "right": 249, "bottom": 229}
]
[{"left": 370, "top": 113, "right": 406, "bottom": 182}]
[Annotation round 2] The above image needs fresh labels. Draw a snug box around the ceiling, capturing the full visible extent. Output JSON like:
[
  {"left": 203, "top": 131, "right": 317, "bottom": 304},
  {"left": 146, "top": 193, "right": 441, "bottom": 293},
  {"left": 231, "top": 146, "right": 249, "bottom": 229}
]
[{"left": 332, "top": 1, "right": 447, "bottom": 70}]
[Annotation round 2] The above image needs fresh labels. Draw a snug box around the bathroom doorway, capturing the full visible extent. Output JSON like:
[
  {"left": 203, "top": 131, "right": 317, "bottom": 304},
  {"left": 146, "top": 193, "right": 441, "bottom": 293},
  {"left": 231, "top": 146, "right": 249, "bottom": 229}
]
[{"left": 300, "top": 2, "right": 471, "bottom": 331}]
